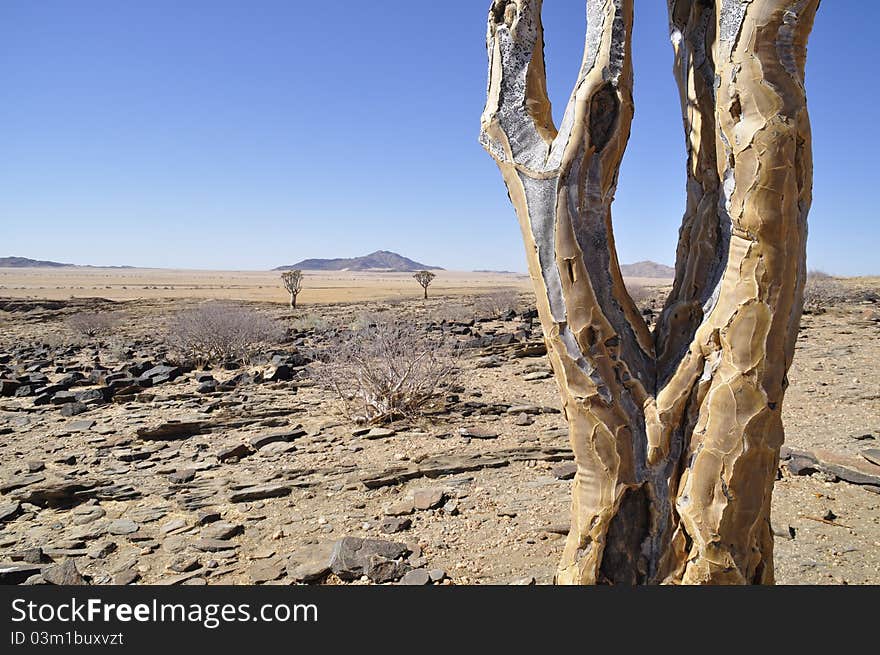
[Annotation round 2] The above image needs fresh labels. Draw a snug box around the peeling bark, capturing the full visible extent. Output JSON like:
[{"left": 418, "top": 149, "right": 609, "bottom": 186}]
[{"left": 480, "top": 0, "right": 819, "bottom": 584}]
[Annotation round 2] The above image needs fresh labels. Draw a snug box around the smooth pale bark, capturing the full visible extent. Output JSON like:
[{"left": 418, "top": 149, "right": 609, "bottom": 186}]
[{"left": 480, "top": 0, "right": 818, "bottom": 584}]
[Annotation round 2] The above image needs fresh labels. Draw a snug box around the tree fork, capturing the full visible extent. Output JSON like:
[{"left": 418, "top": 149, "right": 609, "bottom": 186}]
[{"left": 480, "top": 0, "right": 819, "bottom": 584}]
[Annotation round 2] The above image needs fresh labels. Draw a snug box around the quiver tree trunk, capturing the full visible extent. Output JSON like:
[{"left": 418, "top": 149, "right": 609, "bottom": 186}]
[{"left": 480, "top": 0, "right": 819, "bottom": 584}]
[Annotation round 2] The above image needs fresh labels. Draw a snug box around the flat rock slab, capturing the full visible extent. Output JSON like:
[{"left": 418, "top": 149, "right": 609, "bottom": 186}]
[
  {"left": 228, "top": 483, "right": 291, "bottom": 503},
  {"left": 0, "top": 502, "right": 22, "bottom": 522},
  {"left": 137, "top": 421, "right": 208, "bottom": 441},
  {"left": 249, "top": 427, "right": 307, "bottom": 450},
  {"left": 861, "top": 449, "right": 880, "bottom": 467},
  {"left": 0, "top": 563, "right": 43, "bottom": 585},
  {"left": 786, "top": 448, "right": 880, "bottom": 488},
  {"left": 363, "top": 428, "right": 396, "bottom": 440},
  {"left": 9, "top": 479, "right": 100, "bottom": 508},
  {"left": 248, "top": 559, "right": 285, "bottom": 584},
  {"left": 200, "top": 522, "right": 243, "bottom": 541},
  {"left": 107, "top": 519, "right": 139, "bottom": 535},
  {"left": 192, "top": 538, "right": 238, "bottom": 552},
  {"left": 361, "top": 455, "right": 508, "bottom": 489},
  {"left": 459, "top": 427, "right": 499, "bottom": 439},
  {"left": 360, "top": 447, "right": 572, "bottom": 489},
  {"left": 287, "top": 542, "right": 335, "bottom": 584},
  {"left": 0, "top": 473, "right": 46, "bottom": 494}
]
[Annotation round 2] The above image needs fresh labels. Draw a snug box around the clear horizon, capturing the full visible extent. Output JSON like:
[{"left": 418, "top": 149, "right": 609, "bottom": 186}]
[{"left": 2, "top": 2, "right": 877, "bottom": 276}]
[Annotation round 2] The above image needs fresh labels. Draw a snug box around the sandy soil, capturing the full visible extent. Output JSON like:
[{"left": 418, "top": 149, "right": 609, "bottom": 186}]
[{"left": 0, "top": 275, "right": 877, "bottom": 586}]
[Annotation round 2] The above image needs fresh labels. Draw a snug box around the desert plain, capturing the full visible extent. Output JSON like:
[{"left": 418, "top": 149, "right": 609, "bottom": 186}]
[{"left": 0, "top": 267, "right": 878, "bottom": 585}]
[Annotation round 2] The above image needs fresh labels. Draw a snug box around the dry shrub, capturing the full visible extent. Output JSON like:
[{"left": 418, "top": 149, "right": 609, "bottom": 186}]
[
  {"left": 67, "top": 311, "right": 120, "bottom": 338},
  {"left": 433, "top": 299, "right": 477, "bottom": 325},
  {"left": 290, "top": 314, "right": 330, "bottom": 333},
  {"left": 315, "top": 318, "right": 459, "bottom": 424},
  {"left": 480, "top": 289, "right": 520, "bottom": 318},
  {"left": 624, "top": 283, "right": 654, "bottom": 310},
  {"left": 167, "top": 302, "right": 282, "bottom": 365}
]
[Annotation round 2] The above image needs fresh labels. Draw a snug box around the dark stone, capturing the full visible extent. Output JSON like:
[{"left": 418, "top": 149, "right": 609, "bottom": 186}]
[
  {"left": 249, "top": 427, "right": 306, "bottom": 450},
  {"left": 365, "top": 555, "right": 409, "bottom": 584},
  {"left": 265, "top": 365, "right": 293, "bottom": 382},
  {"left": 329, "top": 537, "right": 410, "bottom": 581},
  {"left": 143, "top": 364, "right": 182, "bottom": 382},
  {"left": 552, "top": 462, "right": 578, "bottom": 480},
  {"left": 13, "top": 385, "right": 34, "bottom": 397},
  {"left": 786, "top": 456, "right": 819, "bottom": 476},
  {"left": 380, "top": 517, "right": 412, "bottom": 534},
  {"left": 399, "top": 568, "right": 431, "bottom": 585},
  {"left": 0, "top": 502, "right": 22, "bottom": 522},
  {"left": 192, "top": 538, "right": 238, "bottom": 552},
  {"left": 11, "top": 548, "right": 45, "bottom": 564},
  {"left": 107, "top": 519, "right": 139, "bottom": 535},
  {"left": 43, "top": 559, "right": 86, "bottom": 586},
  {"left": 196, "top": 510, "right": 221, "bottom": 526},
  {"left": 0, "top": 379, "right": 21, "bottom": 396},
  {"left": 60, "top": 401, "right": 88, "bottom": 417},
  {"left": 217, "top": 443, "right": 253, "bottom": 462},
  {"left": 169, "top": 470, "right": 196, "bottom": 484},
  {"left": 114, "top": 569, "right": 140, "bottom": 585},
  {"left": 0, "top": 563, "right": 43, "bottom": 585},
  {"left": 75, "top": 388, "right": 109, "bottom": 404},
  {"left": 51, "top": 390, "right": 78, "bottom": 405},
  {"left": 137, "top": 421, "right": 207, "bottom": 441},
  {"left": 228, "top": 483, "right": 291, "bottom": 503},
  {"left": 200, "top": 522, "right": 243, "bottom": 541}
]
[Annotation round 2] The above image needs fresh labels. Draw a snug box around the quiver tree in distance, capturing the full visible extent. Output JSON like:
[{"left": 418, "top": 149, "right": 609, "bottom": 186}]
[
  {"left": 480, "top": 0, "right": 819, "bottom": 584},
  {"left": 413, "top": 270, "right": 436, "bottom": 299},
  {"left": 281, "top": 270, "right": 303, "bottom": 309}
]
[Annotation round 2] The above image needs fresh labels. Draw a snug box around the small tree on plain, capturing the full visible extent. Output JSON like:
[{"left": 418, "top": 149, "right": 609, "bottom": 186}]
[
  {"left": 413, "top": 270, "right": 436, "bottom": 299},
  {"left": 281, "top": 270, "right": 303, "bottom": 309}
]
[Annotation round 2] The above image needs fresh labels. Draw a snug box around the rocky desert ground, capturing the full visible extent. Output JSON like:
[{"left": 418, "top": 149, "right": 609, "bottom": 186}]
[{"left": 0, "top": 270, "right": 878, "bottom": 586}]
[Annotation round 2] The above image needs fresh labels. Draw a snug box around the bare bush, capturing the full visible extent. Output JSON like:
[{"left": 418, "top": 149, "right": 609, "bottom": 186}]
[
  {"left": 315, "top": 318, "right": 459, "bottom": 424},
  {"left": 67, "top": 311, "right": 120, "bottom": 338},
  {"left": 624, "top": 283, "right": 654, "bottom": 310},
  {"left": 289, "top": 314, "right": 330, "bottom": 333},
  {"left": 167, "top": 302, "right": 283, "bottom": 365},
  {"left": 480, "top": 289, "right": 520, "bottom": 318},
  {"left": 437, "top": 299, "right": 478, "bottom": 325}
]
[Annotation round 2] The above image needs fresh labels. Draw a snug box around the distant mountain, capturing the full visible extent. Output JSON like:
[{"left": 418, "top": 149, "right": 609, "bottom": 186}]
[
  {"left": 275, "top": 250, "right": 444, "bottom": 272},
  {"left": 0, "top": 256, "right": 72, "bottom": 268},
  {"left": 620, "top": 261, "right": 675, "bottom": 278},
  {"left": 0, "top": 257, "right": 134, "bottom": 269}
]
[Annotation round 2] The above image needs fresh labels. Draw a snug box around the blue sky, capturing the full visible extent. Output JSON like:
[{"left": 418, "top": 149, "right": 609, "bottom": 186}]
[{"left": 0, "top": 1, "right": 875, "bottom": 275}]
